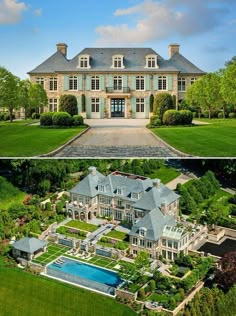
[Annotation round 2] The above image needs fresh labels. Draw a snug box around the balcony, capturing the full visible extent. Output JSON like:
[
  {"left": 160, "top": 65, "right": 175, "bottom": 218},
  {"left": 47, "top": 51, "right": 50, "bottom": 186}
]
[{"left": 106, "top": 87, "right": 131, "bottom": 96}]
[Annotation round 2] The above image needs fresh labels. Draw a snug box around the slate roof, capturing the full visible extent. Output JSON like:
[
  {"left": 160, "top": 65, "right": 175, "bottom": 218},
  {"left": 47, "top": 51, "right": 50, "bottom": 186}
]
[
  {"left": 133, "top": 185, "right": 179, "bottom": 211},
  {"left": 28, "top": 47, "right": 204, "bottom": 74},
  {"left": 70, "top": 169, "right": 105, "bottom": 198},
  {"left": 12, "top": 237, "right": 48, "bottom": 254},
  {"left": 129, "top": 208, "right": 176, "bottom": 241}
]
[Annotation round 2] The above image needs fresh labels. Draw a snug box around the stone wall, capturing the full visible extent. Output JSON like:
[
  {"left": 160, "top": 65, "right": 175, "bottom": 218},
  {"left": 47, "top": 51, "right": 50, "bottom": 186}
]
[{"left": 115, "top": 288, "right": 137, "bottom": 302}]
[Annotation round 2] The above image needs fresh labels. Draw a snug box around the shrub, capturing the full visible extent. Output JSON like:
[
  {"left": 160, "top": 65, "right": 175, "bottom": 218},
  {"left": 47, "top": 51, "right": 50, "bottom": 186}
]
[
  {"left": 138, "top": 288, "right": 146, "bottom": 300},
  {"left": 59, "top": 94, "right": 78, "bottom": 116},
  {"left": 149, "top": 280, "right": 156, "bottom": 292},
  {"left": 163, "top": 110, "right": 181, "bottom": 125},
  {"left": 229, "top": 112, "right": 236, "bottom": 118},
  {"left": 32, "top": 112, "right": 40, "bottom": 119},
  {"left": 40, "top": 112, "right": 54, "bottom": 126},
  {"left": 179, "top": 110, "right": 193, "bottom": 124},
  {"left": 150, "top": 115, "right": 162, "bottom": 126},
  {"left": 73, "top": 115, "right": 84, "bottom": 126},
  {"left": 218, "top": 112, "right": 224, "bottom": 118},
  {"left": 0, "top": 112, "right": 5, "bottom": 121},
  {"left": 52, "top": 112, "right": 72, "bottom": 126},
  {"left": 153, "top": 93, "right": 174, "bottom": 121}
]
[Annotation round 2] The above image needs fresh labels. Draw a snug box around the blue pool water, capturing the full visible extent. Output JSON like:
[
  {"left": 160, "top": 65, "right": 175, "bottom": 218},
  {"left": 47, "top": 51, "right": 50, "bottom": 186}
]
[{"left": 48, "top": 257, "right": 122, "bottom": 287}]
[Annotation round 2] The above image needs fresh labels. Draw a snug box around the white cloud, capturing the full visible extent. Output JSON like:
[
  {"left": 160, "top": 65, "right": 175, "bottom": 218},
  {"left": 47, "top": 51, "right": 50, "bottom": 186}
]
[
  {"left": 33, "top": 8, "right": 42, "bottom": 17},
  {"left": 0, "top": 0, "right": 27, "bottom": 24},
  {"left": 95, "top": 0, "right": 231, "bottom": 45}
]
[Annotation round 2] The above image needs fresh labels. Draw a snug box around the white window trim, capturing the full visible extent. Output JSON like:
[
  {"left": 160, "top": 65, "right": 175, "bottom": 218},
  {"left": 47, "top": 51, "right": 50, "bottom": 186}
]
[
  {"left": 178, "top": 77, "right": 186, "bottom": 92},
  {"left": 36, "top": 77, "right": 45, "bottom": 89},
  {"left": 49, "top": 77, "right": 58, "bottom": 92},
  {"left": 78, "top": 54, "right": 91, "bottom": 69},
  {"left": 136, "top": 76, "right": 145, "bottom": 91},
  {"left": 144, "top": 54, "right": 159, "bottom": 69},
  {"left": 69, "top": 76, "right": 78, "bottom": 91},
  {"left": 91, "top": 76, "right": 100, "bottom": 91},
  {"left": 111, "top": 55, "right": 125, "bottom": 69},
  {"left": 158, "top": 76, "right": 168, "bottom": 91}
]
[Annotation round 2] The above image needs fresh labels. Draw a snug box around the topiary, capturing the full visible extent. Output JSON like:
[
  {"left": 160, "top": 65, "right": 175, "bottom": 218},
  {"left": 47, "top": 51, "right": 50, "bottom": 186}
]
[
  {"left": 40, "top": 112, "right": 54, "bottom": 126},
  {"left": 163, "top": 110, "right": 181, "bottom": 125},
  {"left": 52, "top": 112, "right": 72, "bottom": 126},
  {"left": 59, "top": 94, "right": 78, "bottom": 116},
  {"left": 179, "top": 110, "right": 193, "bottom": 124},
  {"left": 73, "top": 115, "right": 84, "bottom": 126}
]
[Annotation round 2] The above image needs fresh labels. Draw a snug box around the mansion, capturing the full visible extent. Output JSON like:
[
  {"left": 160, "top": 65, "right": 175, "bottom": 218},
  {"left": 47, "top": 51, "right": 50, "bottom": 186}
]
[
  {"left": 28, "top": 43, "right": 205, "bottom": 119},
  {"left": 66, "top": 167, "right": 207, "bottom": 260}
]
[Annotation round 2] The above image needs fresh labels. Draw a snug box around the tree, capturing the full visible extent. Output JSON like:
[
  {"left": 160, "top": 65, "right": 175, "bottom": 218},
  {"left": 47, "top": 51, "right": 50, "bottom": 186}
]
[
  {"left": 134, "top": 251, "right": 150, "bottom": 274},
  {"left": 149, "top": 94, "right": 154, "bottom": 112},
  {"left": 59, "top": 94, "right": 78, "bottom": 116},
  {"left": 153, "top": 93, "right": 174, "bottom": 122},
  {"left": 18, "top": 79, "right": 31, "bottom": 118},
  {"left": 221, "top": 62, "right": 236, "bottom": 106},
  {"left": 28, "top": 83, "right": 48, "bottom": 114},
  {"left": 215, "top": 252, "right": 236, "bottom": 290},
  {"left": 0, "top": 67, "right": 20, "bottom": 122}
]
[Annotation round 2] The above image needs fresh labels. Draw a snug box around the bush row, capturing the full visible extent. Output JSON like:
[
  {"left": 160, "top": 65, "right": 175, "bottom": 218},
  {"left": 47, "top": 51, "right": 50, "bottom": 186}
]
[
  {"left": 40, "top": 112, "right": 84, "bottom": 127},
  {"left": 0, "top": 112, "right": 15, "bottom": 121}
]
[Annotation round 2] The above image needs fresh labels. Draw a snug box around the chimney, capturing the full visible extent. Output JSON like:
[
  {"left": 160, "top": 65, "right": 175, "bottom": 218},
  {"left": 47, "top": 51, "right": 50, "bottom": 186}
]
[
  {"left": 88, "top": 166, "right": 97, "bottom": 176},
  {"left": 169, "top": 43, "right": 180, "bottom": 58},
  {"left": 153, "top": 179, "right": 161, "bottom": 189},
  {"left": 56, "top": 43, "right": 68, "bottom": 57}
]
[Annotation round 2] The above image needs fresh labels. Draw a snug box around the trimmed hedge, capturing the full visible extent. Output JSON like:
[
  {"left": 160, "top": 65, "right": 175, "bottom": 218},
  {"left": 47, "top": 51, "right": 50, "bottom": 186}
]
[
  {"left": 32, "top": 112, "right": 40, "bottom": 119},
  {"left": 229, "top": 112, "right": 236, "bottom": 118},
  {"left": 73, "top": 115, "right": 84, "bottom": 126},
  {"left": 52, "top": 112, "right": 72, "bottom": 126},
  {"left": 150, "top": 115, "right": 161, "bottom": 127},
  {"left": 40, "top": 112, "right": 54, "bottom": 126},
  {"left": 163, "top": 110, "right": 193, "bottom": 125}
]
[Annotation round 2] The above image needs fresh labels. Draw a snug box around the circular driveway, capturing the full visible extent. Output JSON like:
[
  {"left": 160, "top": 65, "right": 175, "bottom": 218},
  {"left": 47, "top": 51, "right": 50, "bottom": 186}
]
[{"left": 53, "top": 119, "right": 184, "bottom": 158}]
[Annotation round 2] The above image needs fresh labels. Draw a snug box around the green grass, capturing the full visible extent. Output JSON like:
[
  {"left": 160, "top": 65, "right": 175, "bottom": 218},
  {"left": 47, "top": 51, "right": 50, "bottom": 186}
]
[
  {"left": 0, "top": 264, "right": 136, "bottom": 316},
  {"left": 106, "top": 230, "right": 128, "bottom": 241},
  {"left": 147, "top": 293, "right": 169, "bottom": 303},
  {"left": 149, "top": 166, "right": 181, "bottom": 184},
  {"left": 89, "top": 255, "right": 118, "bottom": 269},
  {"left": 33, "top": 243, "right": 69, "bottom": 265},
  {"left": 66, "top": 220, "right": 97, "bottom": 232},
  {"left": 0, "top": 176, "right": 26, "bottom": 209},
  {"left": 0, "top": 121, "right": 86, "bottom": 156},
  {"left": 151, "top": 119, "right": 236, "bottom": 157}
]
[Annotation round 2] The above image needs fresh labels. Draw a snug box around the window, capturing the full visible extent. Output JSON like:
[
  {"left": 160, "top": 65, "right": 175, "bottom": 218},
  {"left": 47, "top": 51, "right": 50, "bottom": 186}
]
[
  {"left": 168, "top": 251, "right": 172, "bottom": 260},
  {"left": 99, "top": 196, "right": 105, "bottom": 203},
  {"left": 139, "top": 239, "right": 145, "bottom": 247},
  {"left": 131, "top": 193, "right": 139, "bottom": 199},
  {"left": 101, "top": 207, "right": 112, "bottom": 218},
  {"left": 133, "top": 237, "right": 138, "bottom": 245},
  {"left": 106, "top": 197, "right": 111, "bottom": 205},
  {"left": 49, "top": 98, "right": 58, "bottom": 112},
  {"left": 117, "top": 189, "right": 122, "bottom": 195},
  {"left": 117, "top": 199, "right": 122, "bottom": 207},
  {"left": 173, "top": 241, "right": 178, "bottom": 249},
  {"left": 91, "top": 76, "right": 100, "bottom": 91},
  {"left": 162, "top": 239, "right": 166, "bottom": 246},
  {"left": 36, "top": 77, "right": 44, "bottom": 87},
  {"left": 69, "top": 76, "right": 78, "bottom": 90},
  {"left": 136, "top": 98, "right": 145, "bottom": 113},
  {"left": 126, "top": 213, "right": 133, "bottom": 223},
  {"left": 168, "top": 240, "right": 172, "bottom": 248},
  {"left": 112, "top": 55, "right": 124, "bottom": 68},
  {"left": 115, "top": 210, "right": 122, "bottom": 220},
  {"left": 113, "top": 76, "right": 122, "bottom": 90},
  {"left": 145, "top": 55, "right": 158, "bottom": 68},
  {"left": 136, "top": 76, "right": 145, "bottom": 90},
  {"left": 91, "top": 98, "right": 100, "bottom": 113},
  {"left": 126, "top": 204, "right": 131, "bottom": 210},
  {"left": 98, "top": 185, "right": 105, "bottom": 192},
  {"left": 85, "top": 197, "right": 90, "bottom": 205},
  {"left": 191, "top": 77, "right": 197, "bottom": 85},
  {"left": 178, "top": 78, "right": 186, "bottom": 91},
  {"left": 158, "top": 76, "right": 167, "bottom": 90},
  {"left": 79, "top": 55, "right": 90, "bottom": 68},
  {"left": 147, "top": 241, "right": 152, "bottom": 248},
  {"left": 49, "top": 77, "right": 58, "bottom": 91},
  {"left": 139, "top": 228, "right": 146, "bottom": 237},
  {"left": 133, "top": 249, "right": 138, "bottom": 255}
]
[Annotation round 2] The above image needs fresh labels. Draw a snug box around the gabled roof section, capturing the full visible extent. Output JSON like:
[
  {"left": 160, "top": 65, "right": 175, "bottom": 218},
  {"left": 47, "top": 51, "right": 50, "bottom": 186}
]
[
  {"left": 134, "top": 184, "right": 179, "bottom": 211},
  {"left": 28, "top": 51, "right": 69, "bottom": 74},
  {"left": 70, "top": 171, "right": 105, "bottom": 197},
  {"left": 169, "top": 52, "right": 205, "bottom": 74},
  {"left": 129, "top": 208, "right": 176, "bottom": 241},
  {"left": 12, "top": 237, "right": 48, "bottom": 254}
]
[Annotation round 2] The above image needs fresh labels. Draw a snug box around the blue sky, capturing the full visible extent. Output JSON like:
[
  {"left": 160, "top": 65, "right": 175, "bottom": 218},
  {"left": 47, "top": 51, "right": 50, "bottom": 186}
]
[{"left": 0, "top": 0, "right": 236, "bottom": 79}]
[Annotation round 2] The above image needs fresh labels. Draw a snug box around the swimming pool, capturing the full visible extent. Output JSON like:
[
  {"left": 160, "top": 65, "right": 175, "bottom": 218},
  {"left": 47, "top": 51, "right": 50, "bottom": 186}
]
[{"left": 46, "top": 257, "right": 123, "bottom": 295}]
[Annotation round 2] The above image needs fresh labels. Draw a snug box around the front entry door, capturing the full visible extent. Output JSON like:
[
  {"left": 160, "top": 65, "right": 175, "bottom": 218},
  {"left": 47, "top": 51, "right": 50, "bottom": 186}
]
[{"left": 111, "top": 99, "right": 125, "bottom": 117}]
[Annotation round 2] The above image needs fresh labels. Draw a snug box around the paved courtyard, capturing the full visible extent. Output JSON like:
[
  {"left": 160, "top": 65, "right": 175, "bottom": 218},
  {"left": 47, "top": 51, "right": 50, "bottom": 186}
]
[{"left": 53, "top": 119, "right": 183, "bottom": 157}]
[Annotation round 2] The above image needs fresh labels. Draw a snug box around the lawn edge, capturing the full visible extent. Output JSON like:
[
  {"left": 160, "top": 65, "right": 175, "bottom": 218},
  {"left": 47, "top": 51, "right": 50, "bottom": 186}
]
[
  {"left": 147, "top": 127, "right": 192, "bottom": 158},
  {"left": 38, "top": 126, "right": 91, "bottom": 157}
]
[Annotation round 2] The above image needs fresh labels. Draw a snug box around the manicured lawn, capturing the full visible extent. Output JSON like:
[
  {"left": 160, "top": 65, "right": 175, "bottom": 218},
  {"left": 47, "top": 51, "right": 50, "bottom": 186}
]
[
  {"left": 106, "top": 230, "right": 128, "bottom": 241},
  {"left": 33, "top": 243, "right": 69, "bottom": 265},
  {"left": 89, "top": 255, "right": 118, "bottom": 269},
  {"left": 0, "top": 121, "right": 86, "bottom": 156},
  {"left": 0, "top": 176, "right": 26, "bottom": 209},
  {"left": 66, "top": 220, "right": 97, "bottom": 232},
  {"left": 148, "top": 293, "right": 169, "bottom": 303},
  {"left": 149, "top": 166, "right": 181, "bottom": 184},
  {"left": 0, "top": 265, "right": 136, "bottom": 316},
  {"left": 151, "top": 119, "right": 236, "bottom": 157}
]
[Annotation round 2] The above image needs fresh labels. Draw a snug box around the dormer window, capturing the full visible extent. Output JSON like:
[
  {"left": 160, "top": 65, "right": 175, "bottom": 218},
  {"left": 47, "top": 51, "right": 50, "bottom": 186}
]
[
  {"left": 116, "top": 187, "right": 125, "bottom": 195},
  {"left": 98, "top": 185, "right": 105, "bottom": 192},
  {"left": 145, "top": 55, "right": 158, "bottom": 69},
  {"left": 111, "top": 55, "right": 125, "bottom": 69},
  {"left": 131, "top": 192, "right": 139, "bottom": 200},
  {"left": 139, "top": 227, "right": 147, "bottom": 237},
  {"left": 79, "top": 55, "right": 91, "bottom": 69}
]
